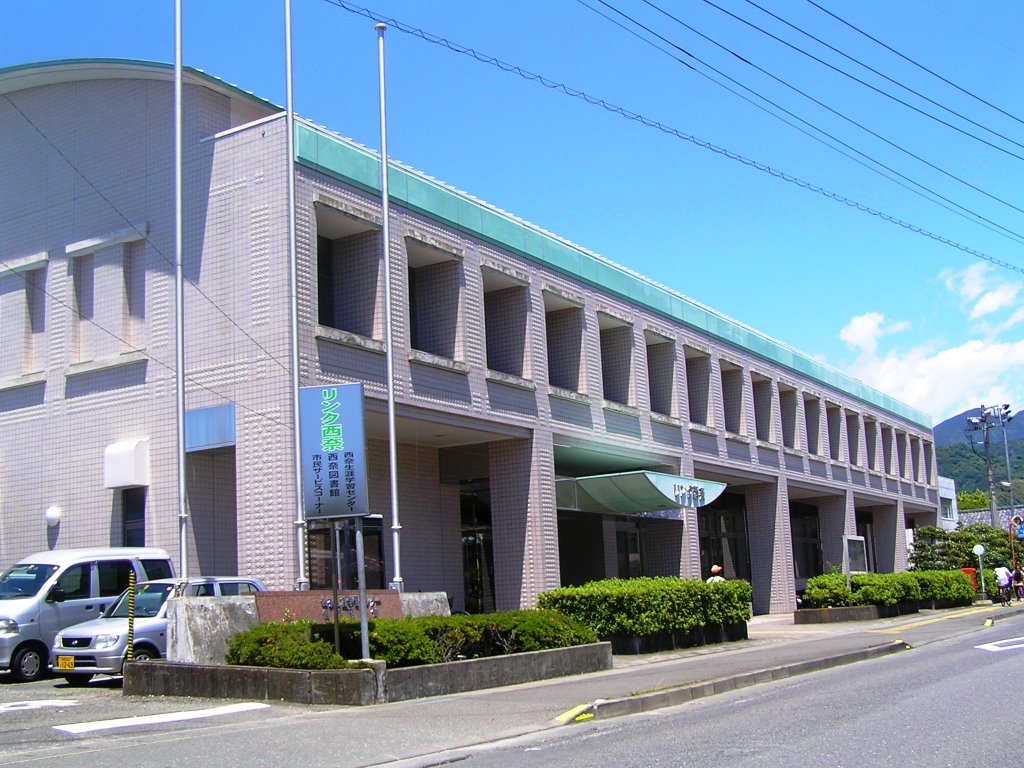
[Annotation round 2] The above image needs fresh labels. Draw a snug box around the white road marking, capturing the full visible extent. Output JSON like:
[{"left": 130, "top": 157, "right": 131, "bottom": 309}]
[
  {"left": 0, "top": 700, "right": 78, "bottom": 712},
  {"left": 54, "top": 702, "right": 270, "bottom": 734},
  {"left": 975, "top": 636, "right": 1024, "bottom": 652}
]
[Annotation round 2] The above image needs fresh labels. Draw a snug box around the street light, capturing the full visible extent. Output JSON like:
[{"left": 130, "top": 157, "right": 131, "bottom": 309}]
[{"left": 974, "top": 543, "right": 988, "bottom": 601}]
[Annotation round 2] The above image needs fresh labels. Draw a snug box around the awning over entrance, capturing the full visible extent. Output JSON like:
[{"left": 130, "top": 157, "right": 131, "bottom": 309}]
[{"left": 556, "top": 471, "right": 726, "bottom": 515}]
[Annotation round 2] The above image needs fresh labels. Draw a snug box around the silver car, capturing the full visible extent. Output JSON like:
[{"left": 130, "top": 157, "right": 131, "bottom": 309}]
[{"left": 51, "top": 577, "right": 266, "bottom": 685}]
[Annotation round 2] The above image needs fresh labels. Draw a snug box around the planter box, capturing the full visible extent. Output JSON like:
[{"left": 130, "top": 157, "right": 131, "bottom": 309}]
[
  {"left": 608, "top": 622, "right": 748, "bottom": 655},
  {"left": 918, "top": 598, "right": 971, "bottom": 610},
  {"left": 793, "top": 601, "right": 920, "bottom": 624},
  {"left": 123, "top": 641, "right": 612, "bottom": 705}
]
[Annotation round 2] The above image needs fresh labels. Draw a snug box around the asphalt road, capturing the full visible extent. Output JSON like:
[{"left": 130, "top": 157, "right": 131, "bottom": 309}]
[
  {"left": 0, "top": 605, "right": 1018, "bottom": 767},
  {"left": 422, "top": 611, "right": 1024, "bottom": 767}
]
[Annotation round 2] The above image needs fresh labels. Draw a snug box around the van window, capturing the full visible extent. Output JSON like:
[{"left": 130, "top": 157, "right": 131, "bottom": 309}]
[
  {"left": 141, "top": 559, "right": 173, "bottom": 580},
  {"left": 220, "top": 582, "right": 259, "bottom": 596},
  {"left": 98, "top": 560, "right": 133, "bottom": 597},
  {"left": 0, "top": 563, "right": 57, "bottom": 598},
  {"left": 56, "top": 564, "right": 91, "bottom": 600}
]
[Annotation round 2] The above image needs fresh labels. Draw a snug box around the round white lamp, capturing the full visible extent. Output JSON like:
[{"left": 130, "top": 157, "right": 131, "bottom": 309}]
[{"left": 44, "top": 506, "right": 62, "bottom": 528}]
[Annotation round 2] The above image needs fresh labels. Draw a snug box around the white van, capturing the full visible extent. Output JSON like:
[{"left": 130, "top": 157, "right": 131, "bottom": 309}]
[{"left": 0, "top": 547, "right": 174, "bottom": 682}]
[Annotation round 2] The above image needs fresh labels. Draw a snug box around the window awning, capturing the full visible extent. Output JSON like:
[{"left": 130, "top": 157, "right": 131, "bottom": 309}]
[
  {"left": 103, "top": 438, "right": 150, "bottom": 488},
  {"left": 555, "top": 471, "right": 726, "bottom": 515}
]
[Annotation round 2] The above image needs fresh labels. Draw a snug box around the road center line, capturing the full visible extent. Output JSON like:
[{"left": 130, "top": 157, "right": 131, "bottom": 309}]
[
  {"left": 54, "top": 702, "right": 270, "bottom": 734},
  {"left": 869, "top": 606, "right": 995, "bottom": 633}
]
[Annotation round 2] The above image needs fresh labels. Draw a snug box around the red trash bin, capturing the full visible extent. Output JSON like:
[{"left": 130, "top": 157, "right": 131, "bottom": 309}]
[{"left": 961, "top": 567, "right": 978, "bottom": 592}]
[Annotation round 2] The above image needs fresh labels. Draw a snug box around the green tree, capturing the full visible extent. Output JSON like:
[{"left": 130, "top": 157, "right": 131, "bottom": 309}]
[
  {"left": 909, "top": 523, "right": 1019, "bottom": 575},
  {"left": 957, "top": 489, "right": 990, "bottom": 510}
]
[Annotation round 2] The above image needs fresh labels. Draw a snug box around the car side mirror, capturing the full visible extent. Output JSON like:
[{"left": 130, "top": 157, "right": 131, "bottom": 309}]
[{"left": 47, "top": 587, "right": 66, "bottom": 603}]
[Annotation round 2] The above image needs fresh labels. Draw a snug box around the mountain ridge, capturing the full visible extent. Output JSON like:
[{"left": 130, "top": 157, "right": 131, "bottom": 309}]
[{"left": 932, "top": 408, "right": 1024, "bottom": 448}]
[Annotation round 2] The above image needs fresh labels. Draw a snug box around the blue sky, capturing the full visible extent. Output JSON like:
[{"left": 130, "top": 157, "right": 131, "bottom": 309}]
[{"left": 4, "top": 1, "right": 1023, "bottom": 425}]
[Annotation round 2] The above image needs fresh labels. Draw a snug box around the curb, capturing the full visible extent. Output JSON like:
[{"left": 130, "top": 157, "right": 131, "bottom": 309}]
[{"left": 556, "top": 640, "right": 909, "bottom": 724}]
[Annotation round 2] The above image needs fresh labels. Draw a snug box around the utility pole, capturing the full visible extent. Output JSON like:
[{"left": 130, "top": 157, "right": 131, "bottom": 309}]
[
  {"left": 985, "top": 417, "right": 998, "bottom": 528},
  {"left": 999, "top": 404, "right": 1016, "bottom": 518},
  {"left": 967, "top": 404, "right": 1013, "bottom": 528}
]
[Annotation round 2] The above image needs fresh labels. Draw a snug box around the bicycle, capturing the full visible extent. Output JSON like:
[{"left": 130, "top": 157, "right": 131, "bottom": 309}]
[{"left": 997, "top": 582, "right": 1014, "bottom": 606}]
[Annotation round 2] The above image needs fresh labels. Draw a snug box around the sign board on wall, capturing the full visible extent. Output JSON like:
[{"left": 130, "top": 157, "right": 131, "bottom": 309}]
[{"left": 299, "top": 384, "right": 369, "bottom": 520}]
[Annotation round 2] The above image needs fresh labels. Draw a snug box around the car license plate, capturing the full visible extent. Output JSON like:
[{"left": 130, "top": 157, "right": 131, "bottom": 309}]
[{"left": 57, "top": 655, "right": 75, "bottom": 670}]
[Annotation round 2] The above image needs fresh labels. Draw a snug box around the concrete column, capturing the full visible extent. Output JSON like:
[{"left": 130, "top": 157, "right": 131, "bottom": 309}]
[
  {"left": 680, "top": 507, "right": 701, "bottom": 579},
  {"left": 372, "top": 441, "right": 456, "bottom": 595},
  {"left": 818, "top": 490, "right": 854, "bottom": 572},
  {"left": 746, "top": 481, "right": 795, "bottom": 614},
  {"left": 489, "top": 433, "right": 560, "bottom": 609},
  {"left": 872, "top": 501, "right": 907, "bottom": 573}
]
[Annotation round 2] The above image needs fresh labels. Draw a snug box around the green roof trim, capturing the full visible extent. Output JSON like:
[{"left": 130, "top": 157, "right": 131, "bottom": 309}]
[{"left": 295, "top": 122, "right": 932, "bottom": 429}]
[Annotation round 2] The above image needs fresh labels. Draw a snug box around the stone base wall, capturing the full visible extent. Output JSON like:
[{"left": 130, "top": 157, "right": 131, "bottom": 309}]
[{"left": 125, "top": 642, "right": 613, "bottom": 705}]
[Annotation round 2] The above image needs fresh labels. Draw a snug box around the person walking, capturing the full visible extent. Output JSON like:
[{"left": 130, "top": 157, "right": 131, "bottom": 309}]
[{"left": 706, "top": 564, "right": 726, "bottom": 583}]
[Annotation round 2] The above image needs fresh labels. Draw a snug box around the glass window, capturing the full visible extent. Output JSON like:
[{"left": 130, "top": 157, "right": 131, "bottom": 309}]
[
  {"left": 307, "top": 518, "right": 385, "bottom": 591},
  {"left": 97, "top": 561, "right": 133, "bottom": 597},
  {"left": 108, "top": 583, "right": 172, "bottom": 618},
  {"left": 941, "top": 497, "right": 955, "bottom": 521},
  {"left": 141, "top": 559, "right": 173, "bottom": 580},
  {"left": 790, "top": 503, "right": 823, "bottom": 580},
  {"left": 0, "top": 563, "right": 57, "bottom": 598},
  {"left": 697, "top": 494, "right": 750, "bottom": 581},
  {"left": 56, "top": 564, "right": 91, "bottom": 600},
  {"left": 123, "top": 487, "right": 146, "bottom": 546}
]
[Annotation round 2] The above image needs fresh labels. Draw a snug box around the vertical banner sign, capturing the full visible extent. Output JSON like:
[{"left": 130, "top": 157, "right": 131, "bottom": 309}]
[{"left": 300, "top": 384, "right": 369, "bottom": 519}]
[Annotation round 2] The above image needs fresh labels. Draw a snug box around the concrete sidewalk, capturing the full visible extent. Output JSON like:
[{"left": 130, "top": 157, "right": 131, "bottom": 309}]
[{"left": 320, "top": 603, "right": 1024, "bottom": 768}]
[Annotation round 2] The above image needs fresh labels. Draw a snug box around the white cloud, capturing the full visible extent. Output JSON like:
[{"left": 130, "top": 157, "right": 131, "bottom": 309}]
[
  {"left": 942, "top": 263, "right": 1023, "bottom": 322},
  {"left": 970, "top": 282, "right": 1020, "bottom": 320},
  {"left": 838, "top": 266, "right": 1024, "bottom": 423},
  {"left": 943, "top": 262, "right": 988, "bottom": 300},
  {"left": 839, "top": 312, "right": 909, "bottom": 356},
  {"left": 845, "top": 339, "right": 1024, "bottom": 423},
  {"left": 999, "top": 306, "right": 1024, "bottom": 333}
]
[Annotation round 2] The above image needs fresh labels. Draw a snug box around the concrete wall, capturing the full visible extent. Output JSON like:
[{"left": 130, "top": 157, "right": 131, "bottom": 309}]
[{"left": 166, "top": 596, "right": 260, "bottom": 665}]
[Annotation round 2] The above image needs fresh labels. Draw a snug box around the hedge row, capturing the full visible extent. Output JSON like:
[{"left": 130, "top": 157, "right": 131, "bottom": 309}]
[
  {"left": 536, "top": 576, "right": 752, "bottom": 638},
  {"left": 802, "top": 569, "right": 974, "bottom": 608},
  {"left": 226, "top": 610, "right": 599, "bottom": 669},
  {"left": 225, "top": 621, "right": 356, "bottom": 669}
]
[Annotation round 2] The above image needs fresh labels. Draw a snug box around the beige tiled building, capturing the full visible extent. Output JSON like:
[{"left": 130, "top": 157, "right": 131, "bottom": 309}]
[{"left": 0, "top": 60, "right": 939, "bottom": 614}]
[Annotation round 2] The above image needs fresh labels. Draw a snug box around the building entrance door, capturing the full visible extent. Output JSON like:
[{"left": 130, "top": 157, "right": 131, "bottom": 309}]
[
  {"left": 461, "top": 485, "right": 495, "bottom": 613},
  {"left": 697, "top": 492, "right": 750, "bottom": 581}
]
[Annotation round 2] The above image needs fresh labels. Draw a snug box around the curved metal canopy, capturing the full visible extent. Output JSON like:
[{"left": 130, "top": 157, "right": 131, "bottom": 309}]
[{"left": 556, "top": 471, "right": 726, "bottom": 515}]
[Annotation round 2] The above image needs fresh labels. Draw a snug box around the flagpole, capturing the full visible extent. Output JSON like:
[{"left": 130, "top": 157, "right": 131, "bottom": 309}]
[
  {"left": 286, "top": 0, "right": 308, "bottom": 589},
  {"left": 174, "top": 0, "right": 189, "bottom": 581},
  {"left": 376, "top": 23, "right": 403, "bottom": 592}
]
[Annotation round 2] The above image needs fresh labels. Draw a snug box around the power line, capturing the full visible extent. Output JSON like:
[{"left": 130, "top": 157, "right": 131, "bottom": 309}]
[
  {"left": 578, "top": 0, "right": 1024, "bottom": 247},
  {"left": 319, "top": 0, "right": 1024, "bottom": 275},
  {"left": 629, "top": 0, "right": 1024, "bottom": 220},
  {"left": 806, "top": 0, "right": 1024, "bottom": 130},
  {"left": 713, "top": 0, "right": 1024, "bottom": 156}
]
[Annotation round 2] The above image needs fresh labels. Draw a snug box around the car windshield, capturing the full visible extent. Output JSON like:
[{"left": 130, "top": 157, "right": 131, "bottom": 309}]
[
  {"left": 105, "top": 583, "right": 174, "bottom": 618},
  {"left": 0, "top": 563, "right": 58, "bottom": 599}
]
